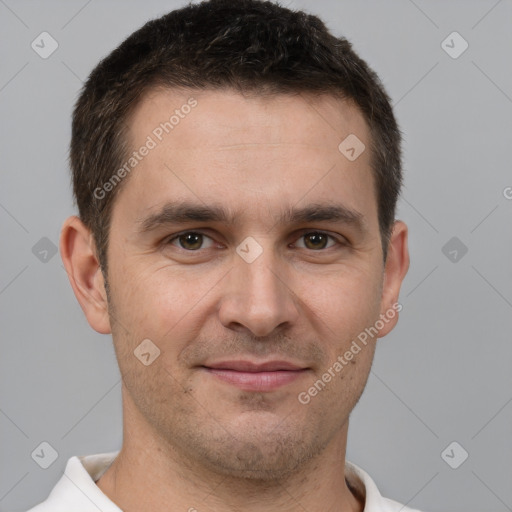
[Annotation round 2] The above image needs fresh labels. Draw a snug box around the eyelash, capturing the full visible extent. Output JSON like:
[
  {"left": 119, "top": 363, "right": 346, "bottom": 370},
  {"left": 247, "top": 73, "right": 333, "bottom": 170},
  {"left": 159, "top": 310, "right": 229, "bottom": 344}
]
[{"left": 164, "top": 230, "right": 346, "bottom": 251}]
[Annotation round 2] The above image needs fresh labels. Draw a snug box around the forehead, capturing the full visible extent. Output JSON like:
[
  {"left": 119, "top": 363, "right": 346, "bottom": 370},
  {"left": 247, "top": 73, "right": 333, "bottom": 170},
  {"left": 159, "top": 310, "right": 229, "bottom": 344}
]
[
  {"left": 132, "top": 87, "right": 369, "bottom": 148},
  {"left": 113, "top": 87, "right": 377, "bottom": 231}
]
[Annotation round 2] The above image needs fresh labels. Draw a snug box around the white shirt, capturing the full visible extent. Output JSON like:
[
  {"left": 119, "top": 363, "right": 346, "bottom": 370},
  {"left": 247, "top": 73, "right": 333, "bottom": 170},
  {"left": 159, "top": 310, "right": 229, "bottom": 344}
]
[{"left": 25, "top": 451, "right": 424, "bottom": 512}]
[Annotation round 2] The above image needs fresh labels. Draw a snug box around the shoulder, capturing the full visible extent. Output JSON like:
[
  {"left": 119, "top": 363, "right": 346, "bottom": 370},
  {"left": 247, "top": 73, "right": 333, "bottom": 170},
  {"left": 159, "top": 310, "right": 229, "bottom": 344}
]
[
  {"left": 23, "top": 452, "right": 121, "bottom": 512},
  {"left": 345, "top": 460, "right": 427, "bottom": 512}
]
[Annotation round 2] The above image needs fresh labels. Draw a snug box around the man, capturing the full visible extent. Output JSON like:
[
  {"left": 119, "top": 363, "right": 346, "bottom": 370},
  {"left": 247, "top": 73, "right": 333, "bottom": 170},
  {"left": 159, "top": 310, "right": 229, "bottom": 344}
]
[{"left": 28, "top": 0, "right": 416, "bottom": 510}]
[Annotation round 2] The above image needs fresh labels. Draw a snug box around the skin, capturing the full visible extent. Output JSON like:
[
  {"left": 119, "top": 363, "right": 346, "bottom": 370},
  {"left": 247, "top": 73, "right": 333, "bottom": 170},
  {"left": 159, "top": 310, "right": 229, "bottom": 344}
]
[{"left": 60, "top": 88, "right": 409, "bottom": 512}]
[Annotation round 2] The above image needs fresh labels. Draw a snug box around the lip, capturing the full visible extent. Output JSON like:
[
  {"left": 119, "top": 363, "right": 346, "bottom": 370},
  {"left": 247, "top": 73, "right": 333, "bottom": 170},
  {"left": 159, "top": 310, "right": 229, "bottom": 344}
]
[
  {"left": 204, "top": 360, "right": 305, "bottom": 372},
  {"left": 201, "top": 360, "right": 309, "bottom": 392}
]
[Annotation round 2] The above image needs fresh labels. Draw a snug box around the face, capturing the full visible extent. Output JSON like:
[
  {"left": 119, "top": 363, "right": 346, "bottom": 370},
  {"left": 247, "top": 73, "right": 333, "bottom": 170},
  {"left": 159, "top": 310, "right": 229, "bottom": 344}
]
[{"left": 96, "top": 88, "right": 406, "bottom": 480}]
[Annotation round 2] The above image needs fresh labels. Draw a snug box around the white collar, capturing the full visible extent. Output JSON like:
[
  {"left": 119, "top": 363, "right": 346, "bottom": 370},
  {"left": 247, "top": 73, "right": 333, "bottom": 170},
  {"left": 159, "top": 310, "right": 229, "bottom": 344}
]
[{"left": 27, "top": 451, "right": 422, "bottom": 512}]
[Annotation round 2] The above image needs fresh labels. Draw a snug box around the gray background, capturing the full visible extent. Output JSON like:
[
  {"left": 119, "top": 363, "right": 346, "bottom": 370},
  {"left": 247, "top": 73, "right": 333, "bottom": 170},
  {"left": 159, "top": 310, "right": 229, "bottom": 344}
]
[{"left": 1, "top": 0, "right": 511, "bottom": 511}]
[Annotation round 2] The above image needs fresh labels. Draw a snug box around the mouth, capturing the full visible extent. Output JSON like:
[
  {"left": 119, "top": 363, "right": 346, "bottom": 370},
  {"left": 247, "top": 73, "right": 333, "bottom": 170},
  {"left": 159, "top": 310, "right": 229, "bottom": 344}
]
[{"left": 200, "top": 360, "right": 310, "bottom": 392}]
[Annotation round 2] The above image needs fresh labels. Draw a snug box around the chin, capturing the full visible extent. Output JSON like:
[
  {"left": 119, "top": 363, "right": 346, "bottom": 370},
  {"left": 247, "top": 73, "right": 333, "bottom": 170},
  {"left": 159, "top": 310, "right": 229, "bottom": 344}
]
[{"left": 191, "top": 427, "right": 322, "bottom": 483}]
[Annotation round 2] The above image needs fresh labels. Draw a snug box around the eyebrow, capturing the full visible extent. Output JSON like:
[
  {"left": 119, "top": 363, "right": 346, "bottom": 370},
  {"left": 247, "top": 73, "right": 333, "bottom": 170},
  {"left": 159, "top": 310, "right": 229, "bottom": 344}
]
[{"left": 136, "top": 200, "right": 367, "bottom": 234}]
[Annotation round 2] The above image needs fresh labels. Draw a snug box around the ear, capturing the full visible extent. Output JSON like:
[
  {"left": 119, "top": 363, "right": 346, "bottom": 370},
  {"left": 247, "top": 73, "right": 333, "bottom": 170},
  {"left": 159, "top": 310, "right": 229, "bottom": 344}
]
[
  {"left": 60, "top": 216, "right": 111, "bottom": 334},
  {"left": 377, "top": 220, "right": 409, "bottom": 338}
]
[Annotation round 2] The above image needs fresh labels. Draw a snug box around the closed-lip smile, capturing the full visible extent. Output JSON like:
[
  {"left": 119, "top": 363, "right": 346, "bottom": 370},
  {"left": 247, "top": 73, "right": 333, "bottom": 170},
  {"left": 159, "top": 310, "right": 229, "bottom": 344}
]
[{"left": 201, "top": 359, "right": 310, "bottom": 392}]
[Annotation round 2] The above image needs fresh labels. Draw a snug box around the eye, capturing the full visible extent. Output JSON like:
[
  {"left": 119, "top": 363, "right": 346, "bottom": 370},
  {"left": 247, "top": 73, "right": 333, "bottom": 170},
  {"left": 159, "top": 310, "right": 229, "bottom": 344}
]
[
  {"left": 294, "top": 231, "right": 339, "bottom": 250},
  {"left": 167, "top": 231, "right": 215, "bottom": 251}
]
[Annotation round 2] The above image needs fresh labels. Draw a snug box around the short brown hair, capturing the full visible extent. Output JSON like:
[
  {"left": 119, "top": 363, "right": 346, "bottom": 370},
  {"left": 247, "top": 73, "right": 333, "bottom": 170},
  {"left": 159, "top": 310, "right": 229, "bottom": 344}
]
[{"left": 70, "top": 0, "right": 402, "bottom": 276}]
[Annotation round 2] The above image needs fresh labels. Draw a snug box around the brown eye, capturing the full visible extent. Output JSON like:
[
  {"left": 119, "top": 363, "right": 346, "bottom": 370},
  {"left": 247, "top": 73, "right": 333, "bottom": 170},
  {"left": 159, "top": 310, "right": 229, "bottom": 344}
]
[
  {"left": 296, "top": 232, "right": 337, "bottom": 250},
  {"left": 169, "top": 232, "right": 214, "bottom": 250}
]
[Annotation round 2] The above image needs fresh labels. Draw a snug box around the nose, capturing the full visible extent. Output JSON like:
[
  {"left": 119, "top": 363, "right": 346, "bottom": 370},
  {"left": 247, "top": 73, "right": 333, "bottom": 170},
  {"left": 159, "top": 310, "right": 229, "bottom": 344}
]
[{"left": 218, "top": 248, "right": 300, "bottom": 338}]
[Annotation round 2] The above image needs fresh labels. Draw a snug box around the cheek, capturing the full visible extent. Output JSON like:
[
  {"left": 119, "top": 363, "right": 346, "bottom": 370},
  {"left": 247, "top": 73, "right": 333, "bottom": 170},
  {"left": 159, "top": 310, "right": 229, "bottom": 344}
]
[
  {"left": 106, "top": 266, "right": 195, "bottom": 410},
  {"left": 295, "top": 268, "right": 382, "bottom": 397},
  {"left": 302, "top": 265, "right": 382, "bottom": 330},
  {"left": 108, "top": 262, "right": 222, "bottom": 376},
  {"left": 110, "top": 262, "right": 190, "bottom": 328}
]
